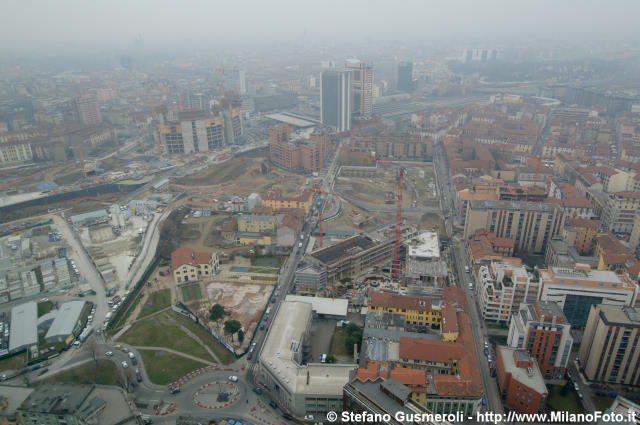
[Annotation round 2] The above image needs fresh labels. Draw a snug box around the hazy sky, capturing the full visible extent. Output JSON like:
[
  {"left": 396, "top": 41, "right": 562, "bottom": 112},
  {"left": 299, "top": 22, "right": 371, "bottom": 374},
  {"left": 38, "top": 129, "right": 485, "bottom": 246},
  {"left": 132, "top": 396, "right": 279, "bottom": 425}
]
[{"left": 3, "top": 0, "right": 640, "bottom": 50}]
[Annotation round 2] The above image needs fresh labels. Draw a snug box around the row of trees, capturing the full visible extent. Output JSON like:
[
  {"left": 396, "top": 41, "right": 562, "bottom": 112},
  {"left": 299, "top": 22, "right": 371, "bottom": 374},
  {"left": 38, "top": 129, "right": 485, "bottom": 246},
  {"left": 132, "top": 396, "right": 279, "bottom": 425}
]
[{"left": 209, "top": 304, "right": 244, "bottom": 342}]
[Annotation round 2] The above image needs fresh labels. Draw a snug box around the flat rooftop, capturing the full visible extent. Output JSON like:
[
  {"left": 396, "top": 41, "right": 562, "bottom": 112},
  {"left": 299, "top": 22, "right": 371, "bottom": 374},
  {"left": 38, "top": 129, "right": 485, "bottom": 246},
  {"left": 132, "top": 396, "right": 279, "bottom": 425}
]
[
  {"left": 497, "top": 346, "right": 547, "bottom": 395},
  {"left": 406, "top": 231, "right": 440, "bottom": 259},
  {"left": 260, "top": 301, "right": 355, "bottom": 396},
  {"left": 265, "top": 113, "right": 316, "bottom": 128},
  {"left": 9, "top": 301, "right": 37, "bottom": 352},
  {"left": 284, "top": 295, "right": 348, "bottom": 317},
  {"left": 548, "top": 266, "right": 626, "bottom": 284},
  {"left": 599, "top": 305, "right": 640, "bottom": 327},
  {"left": 469, "top": 199, "right": 561, "bottom": 213}
]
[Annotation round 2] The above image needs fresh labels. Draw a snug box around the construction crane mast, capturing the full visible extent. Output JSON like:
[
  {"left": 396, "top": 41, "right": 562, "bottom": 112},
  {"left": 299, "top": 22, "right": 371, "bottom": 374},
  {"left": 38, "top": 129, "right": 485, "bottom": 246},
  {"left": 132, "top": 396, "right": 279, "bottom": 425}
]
[{"left": 393, "top": 168, "right": 404, "bottom": 280}]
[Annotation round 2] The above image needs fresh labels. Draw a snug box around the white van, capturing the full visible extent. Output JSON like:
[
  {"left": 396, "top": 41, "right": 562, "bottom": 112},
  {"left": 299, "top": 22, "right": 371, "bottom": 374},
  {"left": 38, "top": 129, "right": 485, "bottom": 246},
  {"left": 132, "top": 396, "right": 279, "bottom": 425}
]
[{"left": 468, "top": 282, "right": 473, "bottom": 290}]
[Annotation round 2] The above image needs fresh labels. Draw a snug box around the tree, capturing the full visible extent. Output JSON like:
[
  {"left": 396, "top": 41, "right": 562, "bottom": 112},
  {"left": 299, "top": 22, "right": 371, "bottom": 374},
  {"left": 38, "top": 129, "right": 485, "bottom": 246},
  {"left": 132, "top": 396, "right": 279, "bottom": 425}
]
[
  {"left": 344, "top": 323, "right": 364, "bottom": 354},
  {"left": 224, "top": 320, "right": 242, "bottom": 341},
  {"left": 238, "top": 329, "right": 245, "bottom": 343},
  {"left": 326, "top": 354, "right": 335, "bottom": 364},
  {"left": 209, "top": 304, "right": 226, "bottom": 328}
]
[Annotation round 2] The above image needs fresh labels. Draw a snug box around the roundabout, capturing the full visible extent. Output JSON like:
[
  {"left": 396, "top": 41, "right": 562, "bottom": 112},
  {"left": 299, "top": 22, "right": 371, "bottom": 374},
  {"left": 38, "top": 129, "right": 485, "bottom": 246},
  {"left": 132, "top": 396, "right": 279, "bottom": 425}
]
[{"left": 193, "top": 381, "right": 241, "bottom": 410}]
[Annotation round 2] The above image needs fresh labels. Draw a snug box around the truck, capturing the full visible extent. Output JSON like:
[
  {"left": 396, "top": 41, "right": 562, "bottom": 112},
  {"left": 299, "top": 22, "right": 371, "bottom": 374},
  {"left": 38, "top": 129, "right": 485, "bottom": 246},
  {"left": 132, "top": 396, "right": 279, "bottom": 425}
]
[{"left": 79, "top": 327, "right": 93, "bottom": 342}]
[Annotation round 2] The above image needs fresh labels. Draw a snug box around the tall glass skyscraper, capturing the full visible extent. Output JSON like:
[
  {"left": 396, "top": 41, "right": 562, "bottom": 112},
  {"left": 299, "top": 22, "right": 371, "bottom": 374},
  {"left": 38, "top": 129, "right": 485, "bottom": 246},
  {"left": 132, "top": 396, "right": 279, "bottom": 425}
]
[
  {"left": 397, "top": 61, "right": 413, "bottom": 92},
  {"left": 321, "top": 69, "right": 351, "bottom": 131}
]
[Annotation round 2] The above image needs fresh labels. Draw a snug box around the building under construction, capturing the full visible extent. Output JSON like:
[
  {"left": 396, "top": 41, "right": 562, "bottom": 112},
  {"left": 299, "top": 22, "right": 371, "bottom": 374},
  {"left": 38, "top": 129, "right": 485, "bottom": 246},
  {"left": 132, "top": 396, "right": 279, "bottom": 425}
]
[{"left": 308, "top": 224, "right": 418, "bottom": 286}]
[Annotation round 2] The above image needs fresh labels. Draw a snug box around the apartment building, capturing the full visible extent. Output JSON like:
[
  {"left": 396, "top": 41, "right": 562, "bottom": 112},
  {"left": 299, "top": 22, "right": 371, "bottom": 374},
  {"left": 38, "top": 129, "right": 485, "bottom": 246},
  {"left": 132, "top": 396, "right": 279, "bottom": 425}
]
[
  {"left": 464, "top": 200, "right": 564, "bottom": 254},
  {"left": 539, "top": 264, "right": 638, "bottom": 327},
  {"left": 601, "top": 192, "right": 640, "bottom": 234},
  {"left": 269, "top": 125, "right": 329, "bottom": 173},
  {"left": 476, "top": 262, "right": 540, "bottom": 323},
  {"left": 261, "top": 188, "right": 313, "bottom": 214},
  {"left": 495, "top": 346, "right": 548, "bottom": 414},
  {"left": 507, "top": 301, "right": 573, "bottom": 379},
  {"left": 562, "top": 218, "right": 600, "bottom": 255},
  {"left": 579, "top": 305, "right": 640, "bottom": 385},
  {"left": 236, "top": 215, "right": 277, "bottom": 233},
  {"left": 159, "top": 111, "right": 225, "bottom": 154}
]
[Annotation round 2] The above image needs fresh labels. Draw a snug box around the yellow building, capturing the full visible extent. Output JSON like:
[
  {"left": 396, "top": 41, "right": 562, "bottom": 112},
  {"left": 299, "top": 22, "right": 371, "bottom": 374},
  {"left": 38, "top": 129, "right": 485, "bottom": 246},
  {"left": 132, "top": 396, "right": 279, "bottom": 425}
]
[
  {"left": 368, "top": 292, "right": 442, "bottom": 327},
  {"left": 238, "top": 233, "right": 272, "bottom": 246},
  {"left": 261, "top": 188, "right": 313, "bottom": 213},
  {"left": 237, "top": 215, "right": 277, "bottom": 233}
]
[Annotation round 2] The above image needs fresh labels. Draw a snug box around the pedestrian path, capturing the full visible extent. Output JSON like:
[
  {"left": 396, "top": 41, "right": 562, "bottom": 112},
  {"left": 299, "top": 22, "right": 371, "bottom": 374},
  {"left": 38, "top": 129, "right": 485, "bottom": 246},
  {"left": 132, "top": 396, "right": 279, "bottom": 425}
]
[{"left": 135, "top": 346, "right": 216, "bottom": 365}]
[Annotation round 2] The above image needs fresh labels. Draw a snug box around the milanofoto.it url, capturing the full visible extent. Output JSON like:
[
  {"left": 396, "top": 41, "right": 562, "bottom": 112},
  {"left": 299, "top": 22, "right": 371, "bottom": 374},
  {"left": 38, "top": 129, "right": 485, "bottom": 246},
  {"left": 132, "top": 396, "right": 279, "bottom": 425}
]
[{"left": 327, "top": 410, "right": 638, "bottom": 424}]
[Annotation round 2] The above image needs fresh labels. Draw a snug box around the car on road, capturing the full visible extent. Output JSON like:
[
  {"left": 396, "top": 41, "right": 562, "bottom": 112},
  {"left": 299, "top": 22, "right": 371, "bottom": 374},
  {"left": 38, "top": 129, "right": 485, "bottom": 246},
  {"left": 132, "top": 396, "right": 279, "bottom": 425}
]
[
  {"left": 282, "top": 413, "right": 294, "bottom": 420},
  {"left": 121, "top": 361, "right": 128, "bottom": 369},
  {"left": 228, "top": 375, "right": 238, "bottom": 382},
  {"left": 304, "top": 415, "right": 314, "bottom": 421},
  {"left": 142, "top": 418, "right": 153, "bottom": 425},
  {"left": 136, "top": 368, "right": 143, "bottom": 382},
  {"left": 269, "top": 401, "right": 278, "bottom": 409},
  {"left": 252, "top": 387, "right": 263, "bottom": 395},
  {"left": 38, "top": 368, "right": 49, "bottom": 376},
  {"left": 114, "top": 344, "right": 121, "bottom": 349},
  {"left": 170, "top": 387, "right": 181, "bottom": 394}
]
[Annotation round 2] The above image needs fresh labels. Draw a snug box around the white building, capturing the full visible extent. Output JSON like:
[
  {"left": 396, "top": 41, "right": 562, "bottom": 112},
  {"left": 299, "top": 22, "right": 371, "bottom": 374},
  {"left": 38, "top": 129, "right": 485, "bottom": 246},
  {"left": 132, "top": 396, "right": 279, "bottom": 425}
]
[
  {"left": 258, "top": 301, "right": 356, "bottom": 417},
  {"left": 477, "top": 262, "right": 540, "bottom": 323},
  {"left": 45, "top": 301, "right": 86, "bottom": 343},
  {"left": 9, "top": 301, "right": 37, "bottom": 353}
]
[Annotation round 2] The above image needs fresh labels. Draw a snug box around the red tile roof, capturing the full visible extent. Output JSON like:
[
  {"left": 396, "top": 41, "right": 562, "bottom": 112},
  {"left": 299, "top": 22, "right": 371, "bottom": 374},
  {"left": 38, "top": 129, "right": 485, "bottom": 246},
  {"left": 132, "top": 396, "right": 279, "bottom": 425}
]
[
  {"left": 171, "top": 246, "right": 212, "bottom": 270},
  {"left": 369, "top": 292, "right": 433, "bottom": 312}
]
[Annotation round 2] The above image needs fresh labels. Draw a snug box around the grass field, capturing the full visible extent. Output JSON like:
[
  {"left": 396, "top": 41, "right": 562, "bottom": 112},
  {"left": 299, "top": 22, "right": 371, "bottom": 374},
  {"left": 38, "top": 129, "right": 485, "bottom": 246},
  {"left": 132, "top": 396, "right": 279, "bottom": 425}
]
[
  {"left": 181, "top": 284, "right": 203, "bottom": 302},
  {"left": 37, "top": 301, "right": 53, "bottom": 317},
  {"left": 547, "top": 385, "right": 583, "bottom": 414},
  {"left": 172, "top": 313, "right": 236, "bottom": 365},
  {"left": 248, "top": 267, "right": 278, "bottom": 274},
  {"left": 119, "top": 312, "right": 213, "bottom": 361},
  {"left": 139, "top": 350, "right": 207, "bottom": 385},
  {"left": 0, "top": 352, "right": 26, "bottom": 372},
  {"left": 329, "top": 329, "right": 349, "bottom": 356},
  {"left": 138, "top": 289, "right": 171, "bottom": 318},
  {"left": 46, "top": 360, "right": 120, "bottom": 385},
  {"left": 251, "top": 276, "right": 277, "bottom": 281}
]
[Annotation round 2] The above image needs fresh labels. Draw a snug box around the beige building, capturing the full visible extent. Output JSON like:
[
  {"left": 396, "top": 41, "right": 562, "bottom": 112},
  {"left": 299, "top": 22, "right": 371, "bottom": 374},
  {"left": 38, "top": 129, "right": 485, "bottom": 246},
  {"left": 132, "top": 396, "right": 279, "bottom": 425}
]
[
  {"left": 237, "top": 215, "right": 277, "bottom": 233},
  {"left": 464, "top": 200, "right": 564, "bottom": 254},
  {"left": 629, "top": 214, "right": 640, "bottom": 255},
  {"left": 0, "top": 141, "right": 33, "bottom": 163},
  {"left": 477, "top": 262, "right": 540, "bottom": 323},
  {"left": 159, "top": 111, "right": 225, "bottom": 154},
  {"left": 579, "top": 305, "right": 640, "bottom": 385},
  {"left": 602, "top": 192, "right": 640, "bottom": 234},
  {"left": 171, "top": 246, "right": 219, "bottom": 284}
]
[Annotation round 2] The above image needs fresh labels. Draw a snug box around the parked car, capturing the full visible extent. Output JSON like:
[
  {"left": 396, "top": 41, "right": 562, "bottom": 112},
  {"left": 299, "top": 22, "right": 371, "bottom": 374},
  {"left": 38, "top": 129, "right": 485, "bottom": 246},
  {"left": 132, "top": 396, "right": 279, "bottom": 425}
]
[
  {"left": 121, "top": 361, "right": 128, "bottom": 369},
  {"left": 252, "top": 387, "right": 263, "bottom": 395},
  {"left": 228, "top": 375, "right": 238, "bottom": 382},
  {"left": 304, "top": 415, "right": 314, "bottom": 421},
  {"left": 38, "top": 368, "right": 49, "bottom": 376},
  {"left": 283, "top": 413, "right": 294, "bottom": 420},
  {"left": 170, "top": 387, "right": 181, "bottom": 394},
  {"left": 269, "top": 401, "right": 278, "bottom": 409}
]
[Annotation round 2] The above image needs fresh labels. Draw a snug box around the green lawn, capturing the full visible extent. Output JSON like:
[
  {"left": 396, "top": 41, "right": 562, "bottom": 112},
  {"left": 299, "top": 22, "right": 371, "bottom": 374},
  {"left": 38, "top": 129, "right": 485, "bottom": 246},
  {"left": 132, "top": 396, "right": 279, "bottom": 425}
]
[
  {"left": 119, "top": 312, "right": 214, "bottom": 362},
  {"left": 181, "top": 284, "right": 203, "bottom": 302},
  {"left": 248, "top": 267, "right": 278, "bottom": 274},
  {"left": 251, "top": 276, "right": 277, "bottom": 281},
  {"left": 115, "top": 291, "right": 144, "bottom": 327},
  {"left": 138, "top": 289, "right": 171, "bottom": 318},
  {"left": 0, "top": 352, "right": 26, "bottom": 373},
  {"left": 593, "top": 396, "right": 614, "bottom": 412},
  {"left": 329, "top": 328, "right": 349, "bottom": 356},
  {"left": 139, "top": 349, "right": 207, "bottom": 385},
  {"left": 37, "top": 301, "right": 53, "bottom": 317},
  {"left": 45, "top": 360, "right": 120, "bottom": 385},
  {"left": 547, "top": 385, "right": 583, "bottom": 414},
  {"left": 171, "top": 313, "right": 236, "bottom": 365}
]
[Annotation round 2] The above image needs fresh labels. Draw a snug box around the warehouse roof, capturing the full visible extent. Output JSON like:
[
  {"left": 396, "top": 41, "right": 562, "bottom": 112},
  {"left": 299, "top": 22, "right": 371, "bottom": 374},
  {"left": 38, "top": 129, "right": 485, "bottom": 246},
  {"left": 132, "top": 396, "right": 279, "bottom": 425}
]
[
  {"left": 45, "top": 301, "right": 86, "bottom": 341},
  {"left": 9, "top": 301, "right": 38, "bottom": 353},
  {"left": 284, "top": 295, "right": 348, "bottom": 317}
]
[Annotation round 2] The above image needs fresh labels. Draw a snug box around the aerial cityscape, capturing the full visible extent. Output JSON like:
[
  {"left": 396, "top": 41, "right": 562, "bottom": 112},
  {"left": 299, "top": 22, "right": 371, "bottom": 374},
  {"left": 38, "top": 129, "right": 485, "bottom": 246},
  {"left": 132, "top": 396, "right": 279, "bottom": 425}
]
[{"left": 2, "top": 1, "right": 640, "bottom": 424}]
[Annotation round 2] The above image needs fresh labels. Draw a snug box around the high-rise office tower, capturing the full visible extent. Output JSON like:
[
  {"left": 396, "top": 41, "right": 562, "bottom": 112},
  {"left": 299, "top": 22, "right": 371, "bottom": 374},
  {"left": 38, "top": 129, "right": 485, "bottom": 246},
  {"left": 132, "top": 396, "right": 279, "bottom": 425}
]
[
  {"left": 75, "top": 94, "right": 102, "bottom": 126},
  {"left": 231, "top": 67, "right": 247, "bottom": 95},
  {"left": 321, "top": 69, "right": 351, "bottom": 131},
  {"left": 345, "top": 59, "right": 374, "bottom": 117},
  {"left": 397, "top": 61, "right": 413, "bottom": 92}
]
